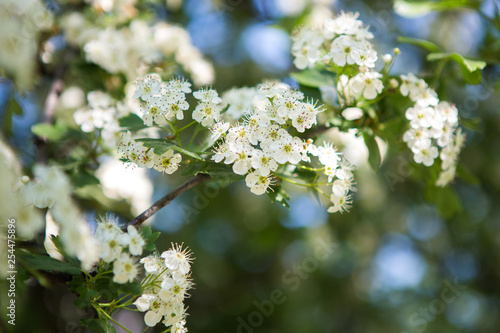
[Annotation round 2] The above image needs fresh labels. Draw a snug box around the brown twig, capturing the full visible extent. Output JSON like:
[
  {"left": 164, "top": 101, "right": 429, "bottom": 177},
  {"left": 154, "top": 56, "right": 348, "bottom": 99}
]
[{"left": 125, "top": 173, "right": 212, "bottom": 229}]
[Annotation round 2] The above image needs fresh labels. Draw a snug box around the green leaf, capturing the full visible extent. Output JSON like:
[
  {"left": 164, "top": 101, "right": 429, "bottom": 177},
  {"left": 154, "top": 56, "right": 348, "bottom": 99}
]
[
  {"left": 427, "top": 52, "right": 486, "bottom": 84},
  {"left": 425, "top": 186, "right": 462, "bottom": 218},
  {"left": 362, "top": 133, "right": 381, "bottom": 171},
  {"left": 118, "top": 113, "right": 148, "bottom": 131},
  {"left": 139, "top": 226, "right": 160, "bottom": 252},
  {"left": 290, "top": 69, "right": 332, "bottom": 88},
  {"left": 457, "top": 163, "right": 480, "bottom": 185},
  {"left": 31, "top": 122, "right": 68, "bottom": 141},
  {"left": 50, "top": 235, "right": 81, "bottom": 266},
  {"left": 181, "top": 160, "right": 244, "bottom": 183},
  {"left": 6, "top": 95, "right": 23, "bottom": 115},
  {"left": 394, "top": 0, "right": 481, "bottom": 18},
  {"left": 17, "top": 250, "right": 81, "bottom": 275},
  {"left": 81, "top": 318, "right": 117, "bottom": 333},
  {"left": 117, "top": 281, "right": 142, "bottom": 296},
  {"left": 71, "top": 168, "right": 100, "bottom": 187},
  {"left": 398, "top": 36, "right": 441, "bottom": 53},
  {"left": 136, "top": 138, "right": 204, "bottom": 160},
  {"left": 203, "top": 162, "right": 245, "bottom": 183},
  {"left": 460, "top": 117, "right": 481, "bottom": 132},
  {"left": 267, "top": 185, "right": 290, "bottom": 209}
]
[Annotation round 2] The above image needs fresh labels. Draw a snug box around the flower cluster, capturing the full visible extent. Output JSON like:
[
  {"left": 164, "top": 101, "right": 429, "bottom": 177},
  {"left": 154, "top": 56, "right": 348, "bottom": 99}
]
[
  {"left": 62, "top": 14, "right": 214, "bottom": 85},
  {"left": 19, "top": 165, "right": 99, "bottom": 270},
  {"left": 211, "top": 81, "right": 323, "bottom": 194},
  {"left": 133, "top": 74, "right": 192, "bottom": 125},
  {"left": 74, "top": 91, "right": 127, "bottom": 148},
  {"left": 134, "top": 244, "right": 194, "bottom": 331},
  {"left": 400, "top": 73, "right": 464, "bottom": 185},
  {"left": 126, "top": 73, "right": 357, "bottom": 213},
  {"left": 291, "top": 11, "right": 377, "bottom": 70},
  {"left": 95, "top": 216, "right": 145, "bottom": 284},
  {"left": 0, "top": 0, "right": 53, "bottom": 89},
  {"left": 118, "top": 132, "right": 182, "bottom": 174},
  {"left": 221, "top": 87, "right": 259, "bottom": 121}
]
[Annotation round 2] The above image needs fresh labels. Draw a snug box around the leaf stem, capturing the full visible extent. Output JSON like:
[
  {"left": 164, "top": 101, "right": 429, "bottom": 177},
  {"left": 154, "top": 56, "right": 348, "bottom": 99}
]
[
  {"left": 178, "top": 120, "right": 197, "bottom": 132},
  {"left": 98, "top": 308, "right": 133, "bottom": 333}
]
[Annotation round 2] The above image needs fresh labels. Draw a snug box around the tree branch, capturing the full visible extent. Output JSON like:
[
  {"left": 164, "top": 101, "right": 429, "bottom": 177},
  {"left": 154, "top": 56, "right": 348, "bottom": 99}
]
[{"left": 125, "top": 173, "right": 212, "bottom": 229}]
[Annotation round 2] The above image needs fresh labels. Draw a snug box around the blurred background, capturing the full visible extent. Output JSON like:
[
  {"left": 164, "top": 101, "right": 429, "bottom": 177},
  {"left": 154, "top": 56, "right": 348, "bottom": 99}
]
[{"left": 2, "top": 0, "right": 500, "bottom": 332}]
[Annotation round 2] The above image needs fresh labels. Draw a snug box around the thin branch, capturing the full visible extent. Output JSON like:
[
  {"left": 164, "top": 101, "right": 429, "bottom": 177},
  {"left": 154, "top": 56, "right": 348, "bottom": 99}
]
[
  {"left": 125, "top": 173, "right": 212, "bottom": 229},
  {"left": 41, "top": 63, "right": 66, "bottom": 124}
]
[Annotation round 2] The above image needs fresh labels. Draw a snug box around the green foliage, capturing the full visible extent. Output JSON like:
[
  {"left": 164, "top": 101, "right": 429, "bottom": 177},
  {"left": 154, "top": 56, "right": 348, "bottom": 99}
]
[
  {"left": 2, "top": 95, "right": 22, "bottom": 136},
  {"left": 290, "top": 69, "right": 333, "bottom": 88},
  {"left": 140, "top": 226, "right": 161, "bottom": 252},
  {"left": 398, "top": 36, "right": 442, "bottom": 53},
  {"left": 136, "top": 138, "right": 204, "bottom": 160},
  {"left": 362, "top": 132, "right": 382, "bottom": 171},
  {"left": 31, "top": 122, "right": 68, "bottom": 141},
  {"left": 394, "top": 0, "right": 482, "bottom": 18},
  {"left": 181, "top": 160, "right": 245, "bottom": 183},
  {"left": 118, "top": 113, "right": 148, "bottom": 131},
  {"left": 425, "top": 186, "right": 462, "bottom": 218},
  {"left": 81, "top": 318, "right": 117, "bottom": 333},
  {"left": 427, "top": 52, "right": 487, "bottom": 84},
  {"left": 268, "top": 184, "right": 291, "bottom": 209},
  {"left": 17, "top": 250, "right": 81, "bottom": 275}
]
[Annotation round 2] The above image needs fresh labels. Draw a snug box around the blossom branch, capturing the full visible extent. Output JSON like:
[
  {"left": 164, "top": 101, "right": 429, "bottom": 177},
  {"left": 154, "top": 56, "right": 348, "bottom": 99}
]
[{"left": 126, "top": 173, "right": 212, "bottom": 229}]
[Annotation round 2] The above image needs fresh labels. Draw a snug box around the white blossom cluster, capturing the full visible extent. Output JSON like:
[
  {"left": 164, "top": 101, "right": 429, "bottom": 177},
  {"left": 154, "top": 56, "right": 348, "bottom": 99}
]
[
  {"left": 209, "top": 82, "right": 357, "bottom": 213},
  {"left": 292, "top": 12, "right": 386, "bottom": 109},
  {"left": 95, "top": 216, "right": 145, "bottom": 284},
  {"left": 291, "top": 11, "right": 377, "bottom": 70},
  {"left": 127, "top": 74, "right": 357, "bottom": 213},
  {"left": 221, "top": 87, "right": 259, "bottom": 121},
  {"left": 74, "top": 91, "right": 125, "bottom": 148},
  {"left": 133, "top": 74, "right": 192, "bottom": 125},
  {"left": 118, "top": 131, "right": 182, "bottom": 174},
  {"left": 134, "top": 245, "right": 193, "bottom": 331},
  {"left": 13, "top": 164, "right": 99, "bottom": 271},
  {"left": 400, "top": 73, "right": 464, "bottom": 186},
  {"left": 0, "top": 0, "right": 53, "bottom": 89},
  {"left": 62, "top": 14, "right": 214, "bottom": 85},
  {"left": 210, "top": 81, "right": 322, "bottom": 193}
]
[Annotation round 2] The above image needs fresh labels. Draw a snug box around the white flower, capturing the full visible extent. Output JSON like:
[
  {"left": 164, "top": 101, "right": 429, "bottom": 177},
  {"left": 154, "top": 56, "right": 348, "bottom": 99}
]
[
  {"left": 272, "top": 136, "right": 302, "bottom": 164},
  {"left": 327, "top": 193, "right": 353, "bottom": 214},
  {"left": 436, "top": 165, "right": 457, "bottom": 187},
  {"left": 140, "top": 255, "right": 162, "bottom": 274},
  {"left": 143, "top": 297, "right": 169, "bottom": 327},
  {"left": 113, "top": 253, "right": 138, "bottom": 284},
  {"left": 153, "top": 149, "right": 182, "bottom": 174},
  {"left": 413, "top": 143, "right": 439, "bottom": 167},
  {"left": 192, "top": 101, "right": 222, "bottom": 127},
  {"left": 134, "top": 294, "right": 156, "bottom": 312},
  {"left": 210, "top": 121, "right": 231, "bottom": 141},
  {"left": 323, "top": 12, "right": 372, "bottom": 40},
  {"left": 167, "top": 77, "right": 192, "bottom": 93},
  {"left": 351, "top": 72, "right": 384, "bottom": 100},
  {"left": 160, "top": 277, "right": 191, "bottom": 303},
  {"left": 193, "top": 88, "right": 222, "bottom": 104},
  {"left": 161, "top": 244, "right": 192, "bottom": 275},
  {"left": 134, "top": 74, "right": 162, "bottom": 101},
  {"left": 221, "top": 87, "right": 257, "bottom": 120},
  {"left": 342, "top": 107, "right": 364, "bottom": 121},
  {"left": 125, "top": 225, "right": 145, "bottom": 256},
  {"left": 405, "top": 104, "right": 434, "bottom": 129},
  {"left": 245, "top": 170, "right": 273, "bottom": 195},
  {"left": 250, "top": 150, "right": 278, "bottom": 176},
  {"left": 326, "top": 35, "right": 360, "bottom": 67},
  {"left": 100, "top": 238, "right": 123, "bottom": 263},
  {"left": 291, "top": 28, "right": 324, "bottom": 70}
]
